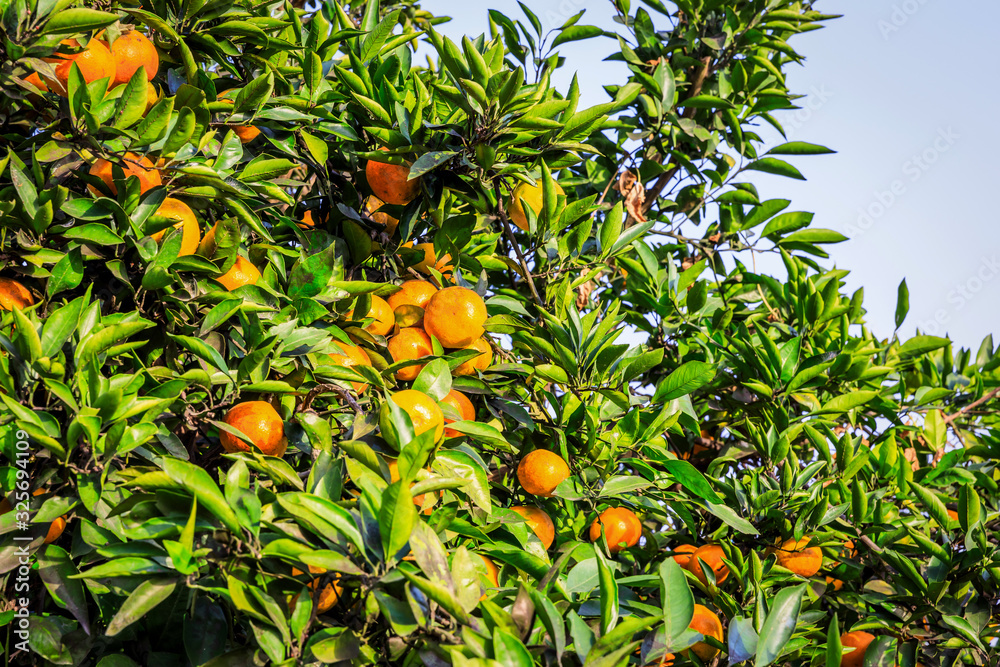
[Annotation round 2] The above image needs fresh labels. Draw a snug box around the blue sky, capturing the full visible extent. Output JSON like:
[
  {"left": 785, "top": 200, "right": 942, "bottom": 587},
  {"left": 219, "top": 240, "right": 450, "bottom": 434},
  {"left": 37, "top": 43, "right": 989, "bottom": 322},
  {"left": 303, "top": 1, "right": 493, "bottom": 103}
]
[{"left": 425, "top": 0, "right": 1000, "bottom": 351}]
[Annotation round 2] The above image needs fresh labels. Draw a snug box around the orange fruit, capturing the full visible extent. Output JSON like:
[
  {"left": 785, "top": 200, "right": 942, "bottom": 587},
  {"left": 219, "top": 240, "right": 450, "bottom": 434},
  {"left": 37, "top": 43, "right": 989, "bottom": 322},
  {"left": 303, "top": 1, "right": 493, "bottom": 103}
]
[
  {"left": 423, "top": 286, "right": 488, "bottom": 348},
  {"left": 510, "top": 506, "right": 555, "bottom": 549},
  {"left": 672, "top": 544, "right": 698, "bottom": 568},
  {"left": 1, "top": 490, "right": 67, "bottom": 544},
  {"left": 657, "top": 653, "right": 675, "bottom": 667},
  {"left": 516, "top": 450, "right": 570, "bottom": 497},
  {"left": 387, "top": 327, "right": 433, "bottom": 381},
  {"left": 347, "top": 295, "right": 393, "bottom": 337},
  {"left": 947, "top": 509, "right": 959, "bottom": 522},
  {"left": 477, "top": 554, "right": 499, "bottom": 599},
  {"left": 687, "top": 544, "right": 730, "bottom": 585},
  {"left": 440, "top": 389, "right": 475, "bottom": 438},
  {"left": 102, "top": 30, "right": 159, "bottom": 87},
  {"left": 217, "top": 256, "right": 261, "bottom": 291},
  {"left": 388, "top": 280, "right": 438, "bottom": 312},
  {"left": 388, "top": 389, "right": 444, "bottom": 442},
  {"left": 776, "top": 537, "right": 823, "bottom": 577},
  {"left": 0, "top": 278, "right": 34, "bottom": 311},
  {"left": 401, "top": 242, "right": 453, "bottom": 277},
  {"left": 89, "top": 152, "right": 161, "bottom": 196},
  {"left": 685, "top": 604, "right": 724, "bottom": 661},
  {"left": 291, "top": 565, "right": 341, "bottom": 613},
  {"left": 145, "top": 81, "right": 160, "bottom": 112},
  {"left": 42, "top": 38, "right": 115, "bottom": 96},
  {"left": 366, "top": 196, "right": 398, "bottom": 235},
  {"left": 508, "top": 180, "right": 565, "bottom": 231},
  {"left": 387, "top": 459, "right": 437, "bottom": 514},
  {"left": 589, "top": 507, "right": 641, "bottom": 553},
  {"left": 297, "top": 209, "right": 320, "bottom": 229},
  {"left": 24, "top": 71, "right": 48, "bottom": 93},
  {"left": 149, "top": 197, "right": 200, "bottom": 256},
  {"left": 219, "top": 401, "right": 287, "bottom": 456},
  {"left": 825, "top": 576, "right": 844, "bottom": 591},
  {"left": 453, "top": 337, "right": 493, "bottom": 376},
  {"left": 366, "top": 154, "right": 420, "bottom": 206},
  {"left": 328, "top": 342, "right": 372, "bottom": 394},
  {"left": 198, "top": 221, "right": 219, "bottom": 257},
  {"left": 233, "top": 125, "right": 260, "bottom": 144},
  {"left": 840, "top": 631, "right": 875, "bottom": 667}
]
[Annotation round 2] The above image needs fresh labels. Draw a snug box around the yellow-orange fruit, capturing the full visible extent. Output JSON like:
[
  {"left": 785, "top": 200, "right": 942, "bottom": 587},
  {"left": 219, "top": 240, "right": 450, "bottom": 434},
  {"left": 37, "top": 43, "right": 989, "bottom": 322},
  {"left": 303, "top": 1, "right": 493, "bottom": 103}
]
[
  {"left": 145, "top": 81, "right": 160, "bottom": 112},
  {"left": 401, "top": 242, "right": 453, "bottom": 277},
  {"left": 149, "top": 197, "right": 200, "bottom": 256},
  {"left": 42, "top": 38, "right": 115, "bottom": 96},
  {"left": 776, "top": 537, "right": 823, "bottom": 577},
  {"left": 350, "top": 295, "right": 394, "bottom": 337},
  {"left": 516, "top": 450, "right": 570, "bottom": 497},
  {"left": 387, "top": 390, "right": 444, "bottom": 443},
  {"left": 366, "top": 196, "right": 398, "bottom": 235},
  {"left": 840, "top": 631, "right": 875, "bottom": 667},
  {"left": 685, "top": 604, "right": 724, "bottom": 661},
  {"left": 88, "top": 152, "right": 161, "bottom": 195},
  {"left": 366, "top": 156, "right": 420, "bottom": 206},
  {"left": 388, "top": 280, "right": 438, "bottom": 312},
  {"left": 440, "top": 389, "right": 475, "bottom": 438},
  {"left": 24, "top": 71, "right": 48, "bottom": 93},
  {"left": 233, "top": 125, "right": 260, "bottom": 144},
  {"left": 103, "top": 30, "right": 159, "bottom": 87},
  {"left": 453, "top": 337, "right": 493, "bottom": 376},
  {"left": 0, "top": 278, "right": 34, "bottom": 311},
  {"left": 387, "top": 459, "right": 437, "bottom": 514},
  {"left": 672, "top": 544, "right": 699, "bottom": 568},
  {"left": 423, "top": 286, "right": 487, "bottom": 348},
  {"left": 508, "top": 180, "right": 565, "bottom": 231},
  {"left": 1, "top": 490, "right": 67, "bottom": 544},
  {"left": 387, "top": 327, "right": 433, "bottom": 381},
  {"left": 217, "top": 256, "right": 261, "bottom": 291},
  {"left": 219, "top": 401, "right": 286, "bottom": 456},
  {"left": 477, "top": 554, "right": 499, "bottom": 590},
  {"left": 510, "top": 506, "right": 555, "bottom": 549},
  {"left": 328, "top": 342, "right": 372, "bottom": 394}
]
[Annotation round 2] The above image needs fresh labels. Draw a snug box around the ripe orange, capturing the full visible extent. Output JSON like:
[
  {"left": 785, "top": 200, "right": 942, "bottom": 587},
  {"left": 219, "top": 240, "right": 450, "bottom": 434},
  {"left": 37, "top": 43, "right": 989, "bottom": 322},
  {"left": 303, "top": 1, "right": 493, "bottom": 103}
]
[
  {"left": 149, "top": 197, "right": 200, "bottom": 256},
  {"left": 198, "top": 222, "right": 220, "bottom": 257},
  {"left": 1, "top": 490, "right": 66, "bottom": 543},
  {"left": 825, "top": 576, "right": 844, "bottom": 591},
  {"left": 453, "top": 337, "right": 493, "bottom": 376},
  {"left": 388, "top": 280, "right": 438, "bottom": 312},
  {"left": 477, "top": 554, "right": 499, "bottom": 599},
  {"left": 388, "top": 389, "right": 444, "bottom": 442},
  {"left": 686, "top": 544, "right": 730, "bottom": 585},
  {"left": 401, "top": 242, "right": 453, "bottom": 277},
  {"left": 328, "top": 342, "right": 372, "bottom": 394},
  {"left": 0, "top": 278, "right": 34, "bottom": 311},
  {"left": 219, "top": 401, "right": 286, "bottom": 456},
  {"left": 217, "top": 256, "right": 261, "bottom": 291},
  {"left": 233, "top": 125, "right": 260, "bottom": 144},
  {"left": 776, "top": 537, "right": 823, "bottom": 577},
  {"left": 947, "top": 509, "right": 959, "bottom": 522},
  {"left": 516, "top": 450, "right": 570, "bottom": 497},
  {"left": 145, "top": 81, "right": 160, "bottom": 112},
  {"left": 685, "top": 604, "right": 724, "bottom": 661},
  {"left": 89, "top": 152, "right": 161, "bottom": 195},
  {"left": 672, "top": 544, "right": 698, "bottom": 568},
  {"left": 366, "top": 196, "right": 399, "bottom": 235},
  {"left": 589, "top": 507, "right": 642, "bottom": 553},
  {"left": 387, "top": 459, "right": 437, "bottom": 514},
  {"left": 423, "top": 286, "right": 488, "bottom": 348},
  {"left": 510, "top": 506, "right": 555, "bottom": 549},
  {"left": 350, "top": 295, "right": 394, "bottom": 337},
  {"left": 840, "top": 631, "right": 875, "bottom": 667},
  {"left": 102, "top": 30, "right": 159, "bottom": 87},
  {"left": 366, "top": 155, "right": 420, "bottom": 206},
  {"left": 291, "top": 565, "right": 341, "bottom": 613},
  {"left": 42, "top": 38, "right": 115, "bottom": 97},
  {"left": 440, "top": 389, "right": 475, "bottom": 438},
  {"left": 387, "top": 327, "right": 433, "bottom": 381},
  {"left": 508, "top": 180, "right": 565, "bottom": 231},
  {"left": 24, "top": 71, "right": 48, "bottom": 93}
]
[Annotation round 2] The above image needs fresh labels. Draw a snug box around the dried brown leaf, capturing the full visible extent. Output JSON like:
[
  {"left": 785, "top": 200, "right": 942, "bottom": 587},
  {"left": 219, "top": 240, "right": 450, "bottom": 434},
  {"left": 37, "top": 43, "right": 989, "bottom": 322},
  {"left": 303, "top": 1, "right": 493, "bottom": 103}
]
[{"left": 616, "top": 170, "right": 647, "bottom": 224}]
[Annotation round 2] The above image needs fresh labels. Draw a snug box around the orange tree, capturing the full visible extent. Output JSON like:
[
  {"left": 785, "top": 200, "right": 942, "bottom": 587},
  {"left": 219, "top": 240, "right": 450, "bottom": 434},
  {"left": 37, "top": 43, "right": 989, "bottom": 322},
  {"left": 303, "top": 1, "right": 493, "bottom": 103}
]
[{"left": 1, "top": 0, "right": 998, "bottom": 666}]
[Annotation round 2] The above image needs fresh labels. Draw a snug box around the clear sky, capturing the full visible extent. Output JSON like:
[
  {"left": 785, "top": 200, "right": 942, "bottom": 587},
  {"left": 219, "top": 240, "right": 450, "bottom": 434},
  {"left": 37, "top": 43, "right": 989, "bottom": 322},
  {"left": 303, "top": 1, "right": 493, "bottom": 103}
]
[{"left": 425, "top": 0, "right": 1000, "bottom": 352}]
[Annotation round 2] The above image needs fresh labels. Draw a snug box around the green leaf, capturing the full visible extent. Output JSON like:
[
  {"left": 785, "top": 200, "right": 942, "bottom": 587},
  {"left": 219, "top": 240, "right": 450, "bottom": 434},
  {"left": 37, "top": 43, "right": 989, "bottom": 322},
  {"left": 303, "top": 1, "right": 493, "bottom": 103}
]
[
  {"left": 662, "top": 460, "right": 723, "bottom": 503},
  {"left": 47, "top": 247, "right": 84, "bottom": 297},
  {"left": 37, "top": 545, "right": 90, "bottom": 635},
  {"left": 360, "top": 10, "right": 400, "bottom": 62},
  {"left": 746, "top": 157, "right": 806, "bottom": 180},
  {"left": 408, "top": 151, "right": 456, "bottom": 179},
  {"left": 112, "top": 68, "right": 149, "bottom": 130},
  {"left": 760, "top": 212, "right": 813, "bottom": 239},
  {"left": 825, "top": 615, "right": 841, "bottom": 667},
  {"left": 379, "top": 481, "right": 416, "bottom": 561},
  {"left": 551, "top": 25, "right": 604, "bottom": 49},
  {"left": 106, "top": 577, "right": 178, "bottom": 636},
  {"left": 653, "top": 361, "right": 715, "bottom": 402},
  {"left": 728, "top": 617, "right": 759, "bottom": 663},
  {"left": 42, "top": 8, "right": 118, "bottom": 34},
  {"left": 595, "top": 548, "right": 618, "bottom": 634},
  {"left": 658, "top": 558, "right": 693, "bottom": 650},
  {"left": 755, "top": 584, "right": 806, "bottom": 665},
  {"left": 233, "top": 72, "right": 274, "bottom": 115},
  {"left": 779, "top": 228, "right": 847, "bottom": 244},
  {"left": 157, "top": 457, "right": 243, "bottom": 534},
  {"left": 276, "top": 493, "right": 366, "bottom": 555},
  {"left": 898, "top": 335, "right": 949, "bottom": 357},
  {"left": 412, "top": 359, "right": 452, "bottom": 400},
  {"left": 767, "top": 142, "right": 836, "bottom": 155},
  {"left": 815, "top": 391, "right": 879, "bottom": 415},
  {"left": 895, "top": 279, "right": 909, "bottom": 329}
]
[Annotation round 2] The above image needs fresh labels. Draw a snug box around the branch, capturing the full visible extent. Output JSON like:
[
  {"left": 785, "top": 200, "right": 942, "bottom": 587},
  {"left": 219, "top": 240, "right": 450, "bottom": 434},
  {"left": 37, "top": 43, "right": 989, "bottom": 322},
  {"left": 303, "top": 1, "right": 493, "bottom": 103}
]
[
  {"left": 494, "top": 183, "right": 545, "bottom": 308},
  {"left": 944, "top": 387, "right": 1000, "bottom": 426},
  {"left": 300, "top": 383, "right": 363, "bottom": 413}
]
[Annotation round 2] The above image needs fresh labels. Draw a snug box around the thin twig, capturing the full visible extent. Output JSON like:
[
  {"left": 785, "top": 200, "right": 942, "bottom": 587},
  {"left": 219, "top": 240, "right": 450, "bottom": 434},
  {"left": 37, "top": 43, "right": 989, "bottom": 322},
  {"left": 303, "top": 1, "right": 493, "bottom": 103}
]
[
  {"left": 494, "top": 183, "right": 544, "bottom": 308},
  {"left": 300, "top": 383, "right": 363, "bottom": 413}
]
